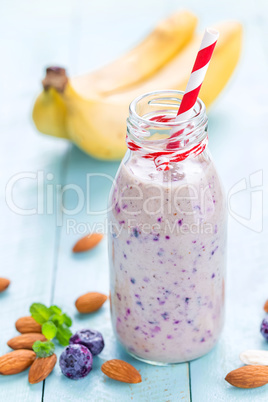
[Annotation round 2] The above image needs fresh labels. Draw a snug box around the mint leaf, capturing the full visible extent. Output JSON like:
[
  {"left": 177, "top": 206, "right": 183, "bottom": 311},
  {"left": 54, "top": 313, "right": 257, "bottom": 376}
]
[
  {"left": 63, "top": 313, "right": 72, "bottom": 327},
  {"left": 30, "top": 302, "right": 73, "bottom": 346},
  {"left": 56, "top": 324, "right": 72, "bottom": 346},
  {"left": 49, "top": 305, "right": 62, "bottom": 315},
  {"left": 50, "top": 312, "right": 72, "bottom": 328},
  {"left": 30, "top": 303, "right": 51, "bottom": 324},
  {"left": 42, "top": 321, "right": 57, "bottom": 340},
  {"left": 33, "top": 340, "right": 55, "bottom": 357},
  {"left": 50, "top": 314, "right": 65, "bottom": 327}
]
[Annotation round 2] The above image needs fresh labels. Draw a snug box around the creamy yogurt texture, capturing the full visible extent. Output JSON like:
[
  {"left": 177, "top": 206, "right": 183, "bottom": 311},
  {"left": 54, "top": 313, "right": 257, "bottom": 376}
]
[{"left": 108, "top": 151, "right": 226, "bottom": 363}]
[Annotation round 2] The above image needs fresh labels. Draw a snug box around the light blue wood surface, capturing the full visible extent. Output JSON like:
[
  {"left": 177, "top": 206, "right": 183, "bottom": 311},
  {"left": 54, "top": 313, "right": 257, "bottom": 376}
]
[{"left": 1, "top": 0, "right": 268, "bottom": 401}]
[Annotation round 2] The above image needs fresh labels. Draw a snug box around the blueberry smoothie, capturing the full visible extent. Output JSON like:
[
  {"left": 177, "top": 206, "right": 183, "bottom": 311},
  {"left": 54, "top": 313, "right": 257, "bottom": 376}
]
[{"left": 108, "top": 152, "right": 226, "bottom": 364}]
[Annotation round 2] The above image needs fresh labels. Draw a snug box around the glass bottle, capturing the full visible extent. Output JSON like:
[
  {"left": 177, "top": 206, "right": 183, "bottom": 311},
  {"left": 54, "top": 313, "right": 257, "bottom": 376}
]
[{"left": 108, "top": 90, "right": 227, "bottom": 364}]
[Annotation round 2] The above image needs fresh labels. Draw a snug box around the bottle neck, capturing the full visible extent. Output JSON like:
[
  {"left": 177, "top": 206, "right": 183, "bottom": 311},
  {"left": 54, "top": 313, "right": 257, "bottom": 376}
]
[{"left": 126, "top": 90, "right": 208, "bottom": 171}]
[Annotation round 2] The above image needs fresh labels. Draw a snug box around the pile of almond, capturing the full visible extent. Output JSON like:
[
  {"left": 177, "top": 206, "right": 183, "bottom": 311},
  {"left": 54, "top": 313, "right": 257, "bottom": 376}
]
[
  {"left": 0, "top": 234, "right": 142, "bottom": 386},
  {"left": 0, "top": 316, "right": 56, "bottom": 384},
  {"left": 0, "top": 302, "right": 142, "bottom": 385}
]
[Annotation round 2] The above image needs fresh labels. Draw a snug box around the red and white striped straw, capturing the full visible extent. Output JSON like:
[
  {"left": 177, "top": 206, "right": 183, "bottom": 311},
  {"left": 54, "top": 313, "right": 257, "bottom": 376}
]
[{"left": 176, "top": 27, "right": 219, "bottom": 122}]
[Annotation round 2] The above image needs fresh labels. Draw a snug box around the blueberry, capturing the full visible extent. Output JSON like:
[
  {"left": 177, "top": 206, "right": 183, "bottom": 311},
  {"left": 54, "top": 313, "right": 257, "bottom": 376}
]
[
  {"left": 59, "top": 344, "right": 93, "bottom": 380},
  {"left": 260, "top": 318, "right": 268, "bottom": 340},
  {"left": 70, "top": 329, "right": 105, "bottom": 356}
]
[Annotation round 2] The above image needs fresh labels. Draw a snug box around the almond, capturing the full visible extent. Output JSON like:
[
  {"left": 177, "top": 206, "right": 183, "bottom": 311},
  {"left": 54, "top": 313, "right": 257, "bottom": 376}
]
[
  {"left": 7, "top": 333, "right": 46, "bottom": 350},
  {"left": 0, "top": 277, "right": 10, "bottom": 292},
  {"left": 101, "top": 359, "right": 142, "bottom": 384},
  {"left": 72, "top": 233, "right": 103, "bottom": 253},
  {"left": 0, "top": 350, "right": 36, "bottom": 375},
  {"left": 264, "top": 300, "right": 268, "bottom": 313},
  {"left": 15, "top": 316, "right": 42, "bottom": 334},
  {"left": 75, "top": 292, "right": 107, "bottom": 314},
  {"left": 225, "top": 365, "right": 268, "bottom": 388},
  {"left": 28, "top": 354, "right": 57, "bottom": 384},
  {"left": 240, "top": 350, "right": 268, "bottom": 366}
]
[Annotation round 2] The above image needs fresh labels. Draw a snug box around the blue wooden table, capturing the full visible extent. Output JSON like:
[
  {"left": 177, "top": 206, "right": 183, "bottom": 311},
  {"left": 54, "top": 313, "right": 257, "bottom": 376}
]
[{"left": 1, "top": 0, "right": 268, "bottom": 400}]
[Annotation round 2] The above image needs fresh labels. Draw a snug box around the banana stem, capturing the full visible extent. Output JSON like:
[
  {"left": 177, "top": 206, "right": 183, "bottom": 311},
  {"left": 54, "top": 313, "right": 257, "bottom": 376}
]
[{"left": 42, "top": 67, "right": 68, "bottom": 93}]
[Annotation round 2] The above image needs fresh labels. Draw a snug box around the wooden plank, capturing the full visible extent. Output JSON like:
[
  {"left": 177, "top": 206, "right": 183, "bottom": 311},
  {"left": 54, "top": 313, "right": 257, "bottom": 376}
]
[
  {"left": 44, "top": 148, "right": 191, "bottom": 401},
  {"left": 0, "top": 1, "right": 72, "bottom": 400}
]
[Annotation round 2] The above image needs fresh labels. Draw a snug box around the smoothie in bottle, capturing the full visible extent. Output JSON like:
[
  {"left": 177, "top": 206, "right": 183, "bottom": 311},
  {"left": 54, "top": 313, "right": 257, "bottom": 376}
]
[{"left": 108, "top": 90, "right": 227, "bottom": 364}]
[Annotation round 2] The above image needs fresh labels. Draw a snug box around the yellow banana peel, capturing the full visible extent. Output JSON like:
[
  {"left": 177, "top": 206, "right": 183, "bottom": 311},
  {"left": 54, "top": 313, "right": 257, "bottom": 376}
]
[
  {"left": 32, "top": 12, "right": 242, "bottom": 160},
  {"left": 33, "top": 87, "right": 67, "bottom": 139}
]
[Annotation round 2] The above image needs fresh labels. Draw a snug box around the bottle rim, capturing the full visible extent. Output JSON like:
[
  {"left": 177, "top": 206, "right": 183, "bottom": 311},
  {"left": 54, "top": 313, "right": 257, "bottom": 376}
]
[{"left": 128, "top": 89, "right": 207, "bottom": 128}]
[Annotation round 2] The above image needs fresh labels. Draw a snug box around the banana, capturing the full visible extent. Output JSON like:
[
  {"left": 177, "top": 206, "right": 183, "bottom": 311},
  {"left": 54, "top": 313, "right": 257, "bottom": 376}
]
[
  {"left": 72, "top": 10, "right": 197, "bottom": 96},
  {"left": 32, "top": 19, "right": 242, "bottom": 160}
]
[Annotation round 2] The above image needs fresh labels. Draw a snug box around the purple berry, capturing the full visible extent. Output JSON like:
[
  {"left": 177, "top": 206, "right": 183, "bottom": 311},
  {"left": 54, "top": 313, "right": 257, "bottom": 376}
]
[
  {"left": 261, "top": 318, "right": 268, "bottom": 340},
  {"left": 70, "top": 329, "right": 104, "bottom": 356},
  {"left": 59, "top": 344, "right": 93, "bottom": 380}
]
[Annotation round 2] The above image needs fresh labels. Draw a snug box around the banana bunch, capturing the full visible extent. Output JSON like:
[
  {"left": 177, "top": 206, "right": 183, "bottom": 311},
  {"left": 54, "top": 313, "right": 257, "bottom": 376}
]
[{"left": 32, "top": 11, "right": 242, "bottom": 160}]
